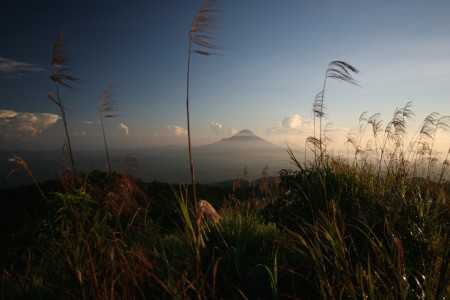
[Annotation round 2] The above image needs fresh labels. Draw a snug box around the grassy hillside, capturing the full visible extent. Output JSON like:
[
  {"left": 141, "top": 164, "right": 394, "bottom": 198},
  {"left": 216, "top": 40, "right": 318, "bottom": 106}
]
[{"left": 1, "top": 156, "right": 449, "bottom": 299}]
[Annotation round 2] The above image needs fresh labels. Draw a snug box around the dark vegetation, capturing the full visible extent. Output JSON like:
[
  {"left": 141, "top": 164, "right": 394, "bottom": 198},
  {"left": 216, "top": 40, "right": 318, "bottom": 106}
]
[
  {"left": 1, "top": 0, "right": 450, "bottom": 298},
  {"left": 1, "top": 161, "right": 450, "bottom": 299}
]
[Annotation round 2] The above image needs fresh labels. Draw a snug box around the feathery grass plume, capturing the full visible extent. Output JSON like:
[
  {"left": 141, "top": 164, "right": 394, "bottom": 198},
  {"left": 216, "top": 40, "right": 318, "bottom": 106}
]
[
  {"left": 190, "top": 0, "right": 221, "bottom": 56},
  {"left": 356, "top": 111, "right": 368, "bottom": 147},
  {"left": 345, "top": 130, "right": 358, "bottom": 159},
  {"left": 307, "top": 122, "right": 335, "bottom": 166},
  {"left": 321, "top": 122, "right": 335, "bottom": 149},
  {"left": 312, "top": 91, "right": 324, "bottom": 160},
  {"left": 49, "top": 32, "right": 79, "bottom": 179},
  {"left": 425, "top": 115, "right": 450, "bottom": 178},
  {"left": 368, "top": 113, "right": 383, "bottom": 159},
  {"left": 312, "top": 91, "right": 324, "bottom": 146},
  {"left": 378, "top": 102, "right": 414, "bottom": 175},
  {"left": 198, "top": 200, "right": 221, "bottom": 225},
  {"left": 306, "top": 136, "right": 322, "bottom": 156},
  {"left": 8, "top": 155, "right": 45, "bottom": 199},
  {"left": 186, "top": 0, "right": 221, "bottom": 209},
  {"left": 104, "top": 154, "right": 144, "bottom": 216},
  {"left": 410, "top": 113, "right": 450, "bottom": 178},
  {"left": 98, "top": 84, "right": 118, "bottom": 174},
  {"left": 407, "top": 112, "right": 442, "bottom": 177},
  {"left": 346, "top": 112, "right": 374, "bottom": 165},
  {"left": 312, "top": 91, "right": 326, "bottom": 119},
  {"left": 313, "top": 61, "right": 360, "bottom": 161},
  {"left": 197, "top": 199, "right": 221, "bottom": 245},
  {"left": 109, "top": 174, "right": 143, "bottom": 216}
]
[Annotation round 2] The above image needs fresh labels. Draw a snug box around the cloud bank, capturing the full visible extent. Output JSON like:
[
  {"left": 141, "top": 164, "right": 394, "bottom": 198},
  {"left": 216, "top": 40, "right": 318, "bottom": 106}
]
[
  {"left": 166, "top": 125, "right": 187, "bottom": 137},
  {"left": 0, "top": 109, "right": 60, "bottom": 139},
  {"left": 0, "top": 56, "right": 45, "bottom": 77},
  {"left": 266, "top": 114, "right": 313, "bottom": 134}
]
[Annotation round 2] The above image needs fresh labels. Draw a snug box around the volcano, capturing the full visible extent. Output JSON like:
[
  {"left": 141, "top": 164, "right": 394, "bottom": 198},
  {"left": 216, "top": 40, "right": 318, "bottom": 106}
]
[
  {"left": 203, "top": 129, "right": 279, "bottom": 151},
  {"left": 185, "top": 129, "right": 290, "bottom": 181}
]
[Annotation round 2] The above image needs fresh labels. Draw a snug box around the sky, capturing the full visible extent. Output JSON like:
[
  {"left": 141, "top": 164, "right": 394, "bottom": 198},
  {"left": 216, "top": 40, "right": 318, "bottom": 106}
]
[{"left": 1, "top": 0, "right": 450, "bottom": 156}]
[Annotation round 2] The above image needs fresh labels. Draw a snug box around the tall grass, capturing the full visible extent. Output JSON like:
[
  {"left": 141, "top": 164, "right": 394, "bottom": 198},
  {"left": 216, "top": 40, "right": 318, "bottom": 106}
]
[
  {"left": 186, "top": 0, "right": 220, "bottom": 207},
  {"left": 343, "top": 101, "right": 450, "bottom": 182},
  {"left": 98, "top": 84, "right": 118, "bottom": 174},
  {"left": 48, "top": 33, "right": 79, "bottom": 179},
  {"left": 182, "top": 2, "right": 221, "bottom": 297},
  {"left": 311, "top": 61, "right": 359, "bottom": 163},
  {"left": 263, "top": 154, "right": 450, "bottom": 298}
]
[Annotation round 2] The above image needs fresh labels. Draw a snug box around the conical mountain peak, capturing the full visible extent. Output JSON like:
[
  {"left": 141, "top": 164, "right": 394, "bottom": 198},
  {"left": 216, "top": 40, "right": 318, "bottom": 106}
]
[
  {"left": 213, "top": 129, "right": 278, "bottom": 148},
  {"left": 236, "top": 129, "right": 256, "bottom": 136}
]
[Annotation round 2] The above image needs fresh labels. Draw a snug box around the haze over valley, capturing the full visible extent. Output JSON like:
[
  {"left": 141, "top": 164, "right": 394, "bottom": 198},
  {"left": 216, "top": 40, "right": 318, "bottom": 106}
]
[{"left": 1, "top": 130, "right": 302, "bottom": 189}]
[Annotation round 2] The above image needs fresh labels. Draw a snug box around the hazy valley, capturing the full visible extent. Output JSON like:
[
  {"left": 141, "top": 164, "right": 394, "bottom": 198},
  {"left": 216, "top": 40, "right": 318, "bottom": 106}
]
[{"left": 1, "top": 130, "right": 302, "bottom": 189}]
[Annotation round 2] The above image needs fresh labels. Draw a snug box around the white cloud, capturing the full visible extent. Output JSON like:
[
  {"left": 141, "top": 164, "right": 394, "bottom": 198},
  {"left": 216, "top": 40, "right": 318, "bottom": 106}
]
[
  {"left": 266, "top": 114, "right": 313, "bottom": 134},
  {"left": 119, "top": 122, "right": 129, "bottom": 136},
  {"left": 282, "top": 114, "right": 302, "bottom": 129},
  {"left": 210, "top": 121, "right": 223, "bottom": 133},
  {"left": 166, "top": 125, "right": 187, "bottom": 137},
  {"left": 0, "top": 56, "right": 45, "bottom": 76},
  {"left": 0, "top": 110, "right": 17, "bottom": 118},
  {"left": 0, "top": 109, "right": 60, "bottom": 139}
]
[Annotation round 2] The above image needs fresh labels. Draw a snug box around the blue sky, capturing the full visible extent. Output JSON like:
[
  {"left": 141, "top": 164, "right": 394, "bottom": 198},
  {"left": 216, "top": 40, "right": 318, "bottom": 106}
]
[{"left": 1, "top": 0, "right": 450, "bottom": 155}]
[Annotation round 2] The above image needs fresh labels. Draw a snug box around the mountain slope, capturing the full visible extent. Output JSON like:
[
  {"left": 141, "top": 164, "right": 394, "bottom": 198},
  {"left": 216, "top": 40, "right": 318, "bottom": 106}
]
[{"left": 202, "top": 129, "right": 280, "bottom": 151}]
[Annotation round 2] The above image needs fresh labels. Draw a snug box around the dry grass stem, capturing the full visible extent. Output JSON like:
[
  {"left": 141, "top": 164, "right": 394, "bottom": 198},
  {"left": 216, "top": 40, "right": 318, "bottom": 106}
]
[
  {"left": 49, "top": 32, "right": 80, "bottom": 179},
  {"left": 312, "top": 61, "right": 360, "bottom": 161},
  {"left": 98, "top": 84, "right": 118, "bottom": 174},
  {"left": 7, "top": 155, "right": 46, "bottom": 199},
  {"left": 186, "top": 0, "right": 221, "bottom": 212}
]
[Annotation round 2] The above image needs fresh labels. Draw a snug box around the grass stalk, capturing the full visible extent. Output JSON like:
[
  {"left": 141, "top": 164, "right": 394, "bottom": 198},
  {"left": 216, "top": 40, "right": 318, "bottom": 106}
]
[
  {"left": 98, "top": 84, "right": 118, "bottom": 174},
  {"left": 186, "top": 36, "right": 197, "bottom": 208},
  {"left": 312, "top": 61, "right": 359, "bottom": 164},
  {"left": 49, "top": 33, "right": 79, "bottom": 180},
  {"left": 7, "top": 155, "right": 46, "bottom": 199},
  {"left": 186, "top": 0, "right": 220, "bottom": 208},
  {"left": 185, "top": 4, "right": 220, "bottom": 296}
]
